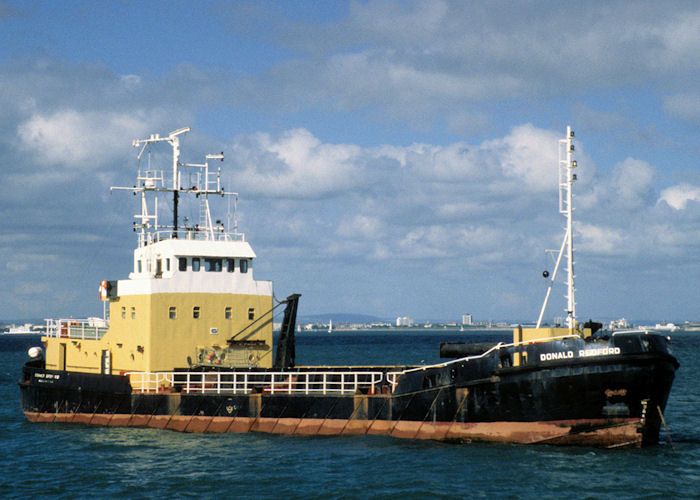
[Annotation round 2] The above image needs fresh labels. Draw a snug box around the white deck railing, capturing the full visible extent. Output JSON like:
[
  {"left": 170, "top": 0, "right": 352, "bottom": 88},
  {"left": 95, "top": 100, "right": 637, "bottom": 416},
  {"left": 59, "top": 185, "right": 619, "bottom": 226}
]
[
  {"left": 611, "top": 329, "right": 649, "bottom": 336},
  {"left": 127, "top": 370, "right": 385, "bottom": 395},
  {"left": 127, "top": 334, "right": 589, "bottom": 394},
  {"left": 44, "top": 318, "right": 109, "bottom": 340},
  {"left": 139, "top": 229, "right": 246, "bottom": 247}
]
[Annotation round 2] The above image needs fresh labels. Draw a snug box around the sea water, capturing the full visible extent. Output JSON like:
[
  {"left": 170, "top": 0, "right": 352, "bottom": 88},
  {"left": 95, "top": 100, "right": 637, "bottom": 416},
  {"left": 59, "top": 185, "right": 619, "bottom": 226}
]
[{"left": 1, "top": 330, "right": 699, "bottom": 499}]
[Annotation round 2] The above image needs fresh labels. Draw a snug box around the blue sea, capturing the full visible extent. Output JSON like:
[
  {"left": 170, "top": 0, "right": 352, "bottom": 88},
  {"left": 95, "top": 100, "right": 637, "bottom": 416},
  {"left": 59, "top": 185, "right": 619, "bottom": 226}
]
[{"left": 1, "top": 330, "right": 699, "bottom": 499}]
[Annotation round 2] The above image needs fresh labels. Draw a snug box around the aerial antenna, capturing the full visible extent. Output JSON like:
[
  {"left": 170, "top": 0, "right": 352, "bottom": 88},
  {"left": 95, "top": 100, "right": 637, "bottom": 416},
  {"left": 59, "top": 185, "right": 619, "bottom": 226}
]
[
  {"left": 129, "top": 127, "right": 190, "bottom": 237},
  {"left": 112, "top": 128, "right": 241, "bottom": 246}
]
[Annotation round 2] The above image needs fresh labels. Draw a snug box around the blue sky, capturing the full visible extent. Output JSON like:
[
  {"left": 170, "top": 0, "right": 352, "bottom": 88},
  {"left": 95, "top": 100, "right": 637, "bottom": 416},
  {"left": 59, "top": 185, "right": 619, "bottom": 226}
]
[{"left": 1, "top": 0, "right": 700, "bottom": 324}]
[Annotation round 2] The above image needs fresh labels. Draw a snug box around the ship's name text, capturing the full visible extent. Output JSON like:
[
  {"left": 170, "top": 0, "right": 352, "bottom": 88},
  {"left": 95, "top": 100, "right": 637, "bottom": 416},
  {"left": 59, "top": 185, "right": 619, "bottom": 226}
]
[{"left": 540, "top": 347, "right": 621, "bottom": 362}]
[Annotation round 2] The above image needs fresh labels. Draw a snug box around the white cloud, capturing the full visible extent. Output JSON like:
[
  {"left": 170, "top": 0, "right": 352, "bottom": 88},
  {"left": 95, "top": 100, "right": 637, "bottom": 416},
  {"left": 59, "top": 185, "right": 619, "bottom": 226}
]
[
  {"left": 310, "top": 125, "right": 698, "bottom": 269},
  {"left": 610, "top": 158, "right": 656, "bottom": 209},
  {"left": 243, "top": 1, "right": 700, "bottom": 120},
  {"left": 397, "top": 226, "right": 451, "bottom": 259},
  {"left": 230, "top": 125, "right": 594, "bottom": 275},
  {"left": 230, "top": 128, "right": 365, "bottom": 198},
  {"left": 576, "top": 223, "right": 625, "bottom": 255},
  {"left": 485, "top": 124, "right": 560, "bottom": 191},
  {"left": 386, "top": 124, "right": 560, "bottom": 191},
  {"left": 17, "top": 110, "right": 158, "bottom": 169},
  {"left": 1, "top": 16, "right": 699, "bottom": 322},
  {"left": 657, "top": 9, "right": 700, "bottom": 70},
  {"left": 119, "top": 74, "right": 141, "bottom": 90},
  {"left": 336, "top": 214, "right": 385, "bottom": 240},
  {"left": 229, "top": 125, "right": 566, "bottom": 224},
  {"left": 659, "top": 183, "right": 700, "bottom": 210}
]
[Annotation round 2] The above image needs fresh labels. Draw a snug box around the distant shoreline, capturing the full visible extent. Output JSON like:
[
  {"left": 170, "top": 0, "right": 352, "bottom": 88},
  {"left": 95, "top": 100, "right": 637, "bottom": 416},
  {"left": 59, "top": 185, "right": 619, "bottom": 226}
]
[{"left": 301, "top": 326, "right": 513, "bottom": 333}]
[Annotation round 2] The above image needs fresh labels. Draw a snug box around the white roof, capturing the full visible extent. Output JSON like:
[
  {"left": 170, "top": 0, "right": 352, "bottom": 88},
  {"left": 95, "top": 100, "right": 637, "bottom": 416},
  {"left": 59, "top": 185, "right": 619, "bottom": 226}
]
[{"left": 139, "top": 238, "right": 257, "bottom": 259}]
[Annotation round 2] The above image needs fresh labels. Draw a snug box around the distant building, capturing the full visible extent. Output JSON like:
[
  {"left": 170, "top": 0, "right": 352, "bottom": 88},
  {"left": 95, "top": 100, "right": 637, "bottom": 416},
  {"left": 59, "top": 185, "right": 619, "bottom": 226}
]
[
  {"left": 396, "top": 316, "right": 414, "bottom": 327},
  {"left": 462, "top": 314, "right": 473, "bottom": 326},
  {"left": 608, "top": 318, "right": 630, "bottom": 330}
]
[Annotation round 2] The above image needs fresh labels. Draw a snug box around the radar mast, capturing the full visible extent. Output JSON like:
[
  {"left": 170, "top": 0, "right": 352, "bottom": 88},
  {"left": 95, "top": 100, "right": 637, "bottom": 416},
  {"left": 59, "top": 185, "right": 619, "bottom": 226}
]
[{"left": 111, "top": 127, "right": 241, "bottom": 246}]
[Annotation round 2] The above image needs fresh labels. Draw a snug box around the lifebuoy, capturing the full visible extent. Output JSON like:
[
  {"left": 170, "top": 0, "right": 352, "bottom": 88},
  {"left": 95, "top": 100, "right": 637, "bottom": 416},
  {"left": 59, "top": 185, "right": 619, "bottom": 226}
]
[{"left": 98, "top": 280, "right": 108, "bottom": 300}]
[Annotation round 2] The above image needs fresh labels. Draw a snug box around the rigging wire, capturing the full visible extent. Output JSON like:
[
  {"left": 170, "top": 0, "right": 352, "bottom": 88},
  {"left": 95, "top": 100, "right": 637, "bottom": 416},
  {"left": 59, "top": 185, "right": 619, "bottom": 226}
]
[{"left": 228, "top": 296, "right": 290, "bottom": 342}]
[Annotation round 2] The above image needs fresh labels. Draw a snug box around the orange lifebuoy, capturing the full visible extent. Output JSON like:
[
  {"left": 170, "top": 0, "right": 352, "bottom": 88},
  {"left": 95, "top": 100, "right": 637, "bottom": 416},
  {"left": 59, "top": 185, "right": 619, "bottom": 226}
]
[{"left": 98, "top": 280, "right": 108, "bottom": 301}]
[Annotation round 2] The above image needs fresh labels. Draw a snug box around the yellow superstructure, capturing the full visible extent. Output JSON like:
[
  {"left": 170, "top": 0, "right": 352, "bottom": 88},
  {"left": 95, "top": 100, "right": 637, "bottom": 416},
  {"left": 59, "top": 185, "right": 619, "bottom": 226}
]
[
  {"left": 43, "top": 291, "right": 273, "bottom": 374},
  {"left": 42, "top": 127, "right": 275, "bottom": 376}
]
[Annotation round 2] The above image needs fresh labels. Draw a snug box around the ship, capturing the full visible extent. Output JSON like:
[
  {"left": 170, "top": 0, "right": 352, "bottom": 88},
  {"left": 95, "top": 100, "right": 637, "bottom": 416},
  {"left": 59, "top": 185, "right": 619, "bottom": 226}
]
[
  {"left": 19, "top": 127, "right": 678, "bottom": 448},
  {"left": 3, "top": 323, "right": 39, "bottom": 335}
]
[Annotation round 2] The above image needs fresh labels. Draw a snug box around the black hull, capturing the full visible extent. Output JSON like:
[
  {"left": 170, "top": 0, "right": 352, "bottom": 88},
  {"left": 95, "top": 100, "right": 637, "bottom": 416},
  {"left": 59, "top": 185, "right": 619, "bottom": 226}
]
[{"left": 19, "top": 333, "right": 678, "bottom": 448}]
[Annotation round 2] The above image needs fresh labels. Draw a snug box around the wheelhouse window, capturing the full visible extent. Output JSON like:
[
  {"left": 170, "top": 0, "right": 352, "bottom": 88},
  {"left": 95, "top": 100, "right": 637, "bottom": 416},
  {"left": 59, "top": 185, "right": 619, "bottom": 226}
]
[
  {"left": 225, "top": 306, "right": 232, "bottom": 319},
  {"left": 240, "top": 259, "right": 248, "bottom": 273},
  {"left": 137, "top": 260, "right": 142, "bottom": 273},
  {"left": 169, "top": 306, "right": 176, "bottom": 319},
  {"left": 192, "top": 258, "right": 201, "bottom": 272},
  {"left": 155, "top": 259, "right": 162, "bottom": 277},
  {"left": 166, "top": 258, "right": 171, "bottom": 272},
  {"left": 227, "top": 259, "right": 236, "bottom": 273},
  {"left": 248, "top": 307, "right": 255, "bottom": 320},
  {"left": 193, "top": 306, "right": 200, "bottom": 319},
  {"left": 178, "top": 257, "right": 187, "bottom": 271},
  {"left": 205, "top": 258, "right": 222, "bottom": 272}
]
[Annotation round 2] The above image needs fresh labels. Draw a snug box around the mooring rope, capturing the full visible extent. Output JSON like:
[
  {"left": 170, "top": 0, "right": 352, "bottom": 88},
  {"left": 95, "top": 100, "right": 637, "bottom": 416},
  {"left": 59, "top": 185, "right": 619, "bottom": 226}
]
[{"left": 657, "top": 405, "right": 675, "bottom": 451}]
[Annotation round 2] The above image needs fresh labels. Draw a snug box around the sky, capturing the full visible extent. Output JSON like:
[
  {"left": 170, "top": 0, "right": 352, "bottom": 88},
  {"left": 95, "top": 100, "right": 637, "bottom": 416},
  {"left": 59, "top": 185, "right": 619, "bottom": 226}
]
[{"left": 1, "top": 0, "right": 699, "bottom": 324}]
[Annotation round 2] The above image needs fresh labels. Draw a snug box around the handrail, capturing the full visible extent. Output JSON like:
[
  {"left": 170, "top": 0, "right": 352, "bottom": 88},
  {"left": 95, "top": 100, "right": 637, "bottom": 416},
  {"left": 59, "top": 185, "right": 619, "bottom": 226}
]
[
  {"left": 44, "top": 318, "right": 109, "bottom": 340},
  {"left": 611, "top": 329, "right": 649, "bottom": 336},
  {"left": 129, "top": 335, "right": 592, "bottom": 395},
  {"left": 126, "top": 370, "right": 385, "bottom": 395},
  {"left": 140, "top": 229, "right": 246, "bottom": 246},
  {"left": 386, "top": 373, "right": 401, "bottom": 392},
  {"left": 385, "top": 334, "right": 581, "bottom": 386}
]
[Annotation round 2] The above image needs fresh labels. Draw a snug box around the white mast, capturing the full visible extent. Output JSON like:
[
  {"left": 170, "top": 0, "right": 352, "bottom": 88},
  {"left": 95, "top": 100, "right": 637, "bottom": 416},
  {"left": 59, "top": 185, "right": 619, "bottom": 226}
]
[
  {"left": 111, "top": 127, "right": 240, "bottom": 246},
  {"left": 125, "top": 127, "right": 190, "bottom": 241},
  {"left": 536, "top": 126, "right": 577, "bottom": 331},
  {"left": 563, "top": 126, "right": 576, "bottom": 329}
]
